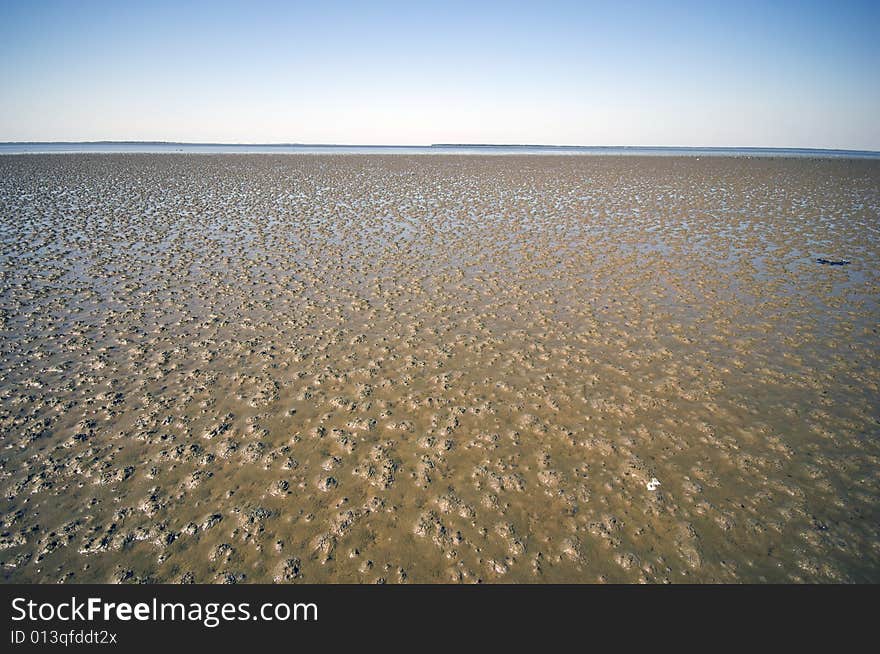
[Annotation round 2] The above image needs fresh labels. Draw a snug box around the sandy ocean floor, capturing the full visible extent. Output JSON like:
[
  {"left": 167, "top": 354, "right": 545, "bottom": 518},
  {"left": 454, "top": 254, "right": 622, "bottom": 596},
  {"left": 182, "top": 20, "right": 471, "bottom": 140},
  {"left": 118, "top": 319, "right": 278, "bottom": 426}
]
[{"left": 1, "top": 154, "right": 878, "bottom": 583}]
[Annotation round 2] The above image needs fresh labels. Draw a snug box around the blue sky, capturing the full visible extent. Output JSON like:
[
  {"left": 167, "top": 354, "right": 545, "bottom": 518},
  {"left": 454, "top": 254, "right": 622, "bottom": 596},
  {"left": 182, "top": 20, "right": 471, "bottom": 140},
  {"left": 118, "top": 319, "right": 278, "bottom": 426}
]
[{"left": 1, "top": 0, "right": 878, "bottom": 148}]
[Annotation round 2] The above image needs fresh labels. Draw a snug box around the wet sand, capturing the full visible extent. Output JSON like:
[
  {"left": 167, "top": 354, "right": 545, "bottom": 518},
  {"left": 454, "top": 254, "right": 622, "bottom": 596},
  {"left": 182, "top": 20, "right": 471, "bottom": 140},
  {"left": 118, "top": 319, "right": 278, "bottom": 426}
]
[{"left": 1, "top": 154, "right": 878, "bottom": 583}]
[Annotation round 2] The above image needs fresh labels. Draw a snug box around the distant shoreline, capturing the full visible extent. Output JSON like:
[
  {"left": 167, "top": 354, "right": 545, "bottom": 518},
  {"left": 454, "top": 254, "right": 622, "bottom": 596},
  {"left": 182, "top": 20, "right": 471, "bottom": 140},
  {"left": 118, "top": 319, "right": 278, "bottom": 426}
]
[{"left": 1, "top": 142, "right": 879, "bottom": 158}]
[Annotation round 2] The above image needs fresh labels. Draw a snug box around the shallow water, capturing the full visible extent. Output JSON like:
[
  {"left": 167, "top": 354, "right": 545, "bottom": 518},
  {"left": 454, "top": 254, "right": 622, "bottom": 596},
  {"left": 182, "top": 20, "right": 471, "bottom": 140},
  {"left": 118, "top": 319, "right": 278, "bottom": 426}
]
[{"left": 1, "top": 154, "right": 878, "bottom": 583}]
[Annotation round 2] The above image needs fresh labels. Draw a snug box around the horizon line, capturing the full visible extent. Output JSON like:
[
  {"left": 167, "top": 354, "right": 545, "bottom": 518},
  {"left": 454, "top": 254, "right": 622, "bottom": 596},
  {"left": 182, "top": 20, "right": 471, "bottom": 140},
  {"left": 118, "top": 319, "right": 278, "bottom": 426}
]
[{"left": 2, "top": 141, "right": 880, "bottom": 154}]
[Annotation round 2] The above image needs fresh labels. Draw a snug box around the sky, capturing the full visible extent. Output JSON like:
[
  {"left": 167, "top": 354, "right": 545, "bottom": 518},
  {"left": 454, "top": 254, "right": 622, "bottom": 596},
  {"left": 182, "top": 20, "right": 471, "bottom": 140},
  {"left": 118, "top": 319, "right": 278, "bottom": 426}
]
[{"left": 1, "top": 0, "right": 879, "bottom": 149}]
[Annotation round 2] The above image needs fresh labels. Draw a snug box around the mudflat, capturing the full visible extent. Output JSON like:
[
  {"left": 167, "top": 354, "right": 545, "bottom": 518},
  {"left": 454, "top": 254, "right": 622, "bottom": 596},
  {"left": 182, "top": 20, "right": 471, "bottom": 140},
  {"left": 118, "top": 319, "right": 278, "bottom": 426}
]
[{"left": 1, "top": 154, "right": 878, "bottom": 583}]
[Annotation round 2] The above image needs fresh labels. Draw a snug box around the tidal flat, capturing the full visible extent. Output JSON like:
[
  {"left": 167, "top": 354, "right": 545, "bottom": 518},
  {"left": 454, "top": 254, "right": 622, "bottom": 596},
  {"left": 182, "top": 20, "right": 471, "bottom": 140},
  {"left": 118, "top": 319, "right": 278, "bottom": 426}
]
[{"left": 1, "top": 154, "right": 878, "bottom": 583}]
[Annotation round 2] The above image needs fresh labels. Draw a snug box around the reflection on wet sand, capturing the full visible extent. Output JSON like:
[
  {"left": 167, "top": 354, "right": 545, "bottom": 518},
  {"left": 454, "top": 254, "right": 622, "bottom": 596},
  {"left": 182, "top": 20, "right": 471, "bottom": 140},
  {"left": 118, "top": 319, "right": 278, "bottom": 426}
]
[{"left": 1, "top": 154, "right": 878, "bottom": 583}]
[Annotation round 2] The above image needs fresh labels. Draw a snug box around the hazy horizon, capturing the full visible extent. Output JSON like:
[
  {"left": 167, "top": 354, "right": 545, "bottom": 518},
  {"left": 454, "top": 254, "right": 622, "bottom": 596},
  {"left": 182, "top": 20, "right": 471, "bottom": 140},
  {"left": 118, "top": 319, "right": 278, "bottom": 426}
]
[
  {"left": 2, "top": 140, "right": 880, "bottom": 150},
  {"left": 2, "top": 141, "right": 880, "bottom": 154},
  {"left": 2, "top": 1, "right": 879, "bottom": 149}
]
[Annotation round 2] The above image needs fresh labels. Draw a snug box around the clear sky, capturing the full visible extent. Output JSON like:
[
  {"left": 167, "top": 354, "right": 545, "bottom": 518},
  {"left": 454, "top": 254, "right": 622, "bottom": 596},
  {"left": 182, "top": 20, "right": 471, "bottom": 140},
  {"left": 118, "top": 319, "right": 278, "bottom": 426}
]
[{"left": 1, "top": 0, "right": 878, "bottom": 149}]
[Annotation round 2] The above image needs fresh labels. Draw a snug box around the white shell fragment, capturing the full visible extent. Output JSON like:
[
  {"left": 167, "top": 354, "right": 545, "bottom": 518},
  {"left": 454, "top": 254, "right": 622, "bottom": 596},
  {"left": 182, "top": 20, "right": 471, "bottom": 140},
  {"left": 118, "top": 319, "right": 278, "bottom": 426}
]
[{"left": 646, "top": 478, "right": 661, "bottom": 491}]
